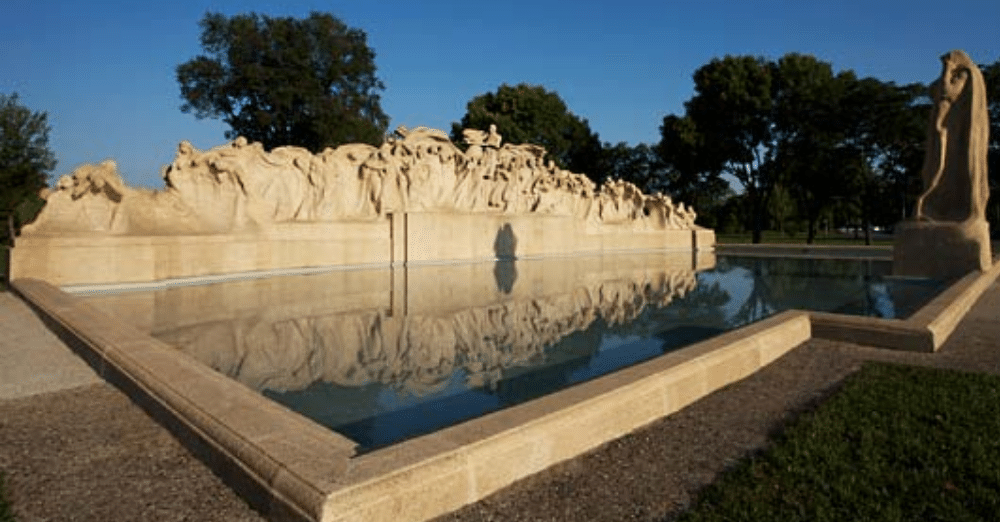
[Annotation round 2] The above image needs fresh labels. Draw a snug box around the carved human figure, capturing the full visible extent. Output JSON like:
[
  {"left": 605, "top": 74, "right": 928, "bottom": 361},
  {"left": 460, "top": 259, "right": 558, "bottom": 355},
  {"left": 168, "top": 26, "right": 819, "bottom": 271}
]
[
  {"left": 23, "top": 125, "right": 705, "bottom": 237},
  {"left": 486, "top": 124, "right": 502, "bottom": 148},
  {"left": 311, "top": 143, "right": 378, "bottom": 219},
  {"left": 914, "top": 50, "right": 990, "bottom": 224}
]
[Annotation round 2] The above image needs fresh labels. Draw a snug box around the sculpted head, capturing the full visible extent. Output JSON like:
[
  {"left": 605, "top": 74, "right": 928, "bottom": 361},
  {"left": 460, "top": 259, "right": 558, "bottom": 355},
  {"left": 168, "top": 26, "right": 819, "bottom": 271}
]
[{"left": 934, "top": 50, "right": 982, "bottom": 105}]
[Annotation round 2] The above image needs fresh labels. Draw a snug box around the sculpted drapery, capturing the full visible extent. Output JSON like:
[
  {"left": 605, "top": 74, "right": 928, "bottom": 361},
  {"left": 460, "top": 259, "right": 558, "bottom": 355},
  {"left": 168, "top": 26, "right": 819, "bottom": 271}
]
[
  {"left": 23, "top": 126, "right": 699, "bottom": 236},
  {"left": 914, "top": 50, "right": 990, "bottom": 224}
]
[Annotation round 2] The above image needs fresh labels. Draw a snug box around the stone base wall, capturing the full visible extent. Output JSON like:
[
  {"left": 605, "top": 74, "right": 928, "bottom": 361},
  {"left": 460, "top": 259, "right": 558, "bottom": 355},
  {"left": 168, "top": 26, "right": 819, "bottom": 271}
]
[
  {"left": 892, "top": 219, "right": 991, "bottom": 280},
  {"left": 11, "top": 221, "right": 392, "bottom": 287},
  {"left": 11, "top": 212, "right": 714, "bottom": 287}
]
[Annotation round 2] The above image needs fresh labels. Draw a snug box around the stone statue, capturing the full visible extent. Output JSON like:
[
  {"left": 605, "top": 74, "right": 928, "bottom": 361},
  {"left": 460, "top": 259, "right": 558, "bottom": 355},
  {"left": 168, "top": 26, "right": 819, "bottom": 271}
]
[
  {"left": 914, "top": 50, "right": 990, "bottom": 223},
  {"left": 485, "top": 124, "right": 502, "bottom": 148},
  {"left": 22, "top": 126, "right": 703, "bottom": 236},
  {"left": 893, "top": 50, "right": 992, "bottom": 279}
]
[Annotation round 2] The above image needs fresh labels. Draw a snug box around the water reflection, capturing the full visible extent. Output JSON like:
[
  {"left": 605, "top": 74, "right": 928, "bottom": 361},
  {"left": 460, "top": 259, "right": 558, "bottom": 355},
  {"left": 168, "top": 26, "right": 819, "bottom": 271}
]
[
  {"left": 81, "top": 253, "right": 945, "bottom": 450},
  {"left": 716, "top": 256, "right": 943, "bottom": 325}
]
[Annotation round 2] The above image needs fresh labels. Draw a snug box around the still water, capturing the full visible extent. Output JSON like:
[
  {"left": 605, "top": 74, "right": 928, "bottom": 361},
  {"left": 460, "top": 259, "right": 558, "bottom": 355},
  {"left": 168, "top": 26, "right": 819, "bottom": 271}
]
[{"left": 82, "top": 253, "right": 945, "bottom": 451}]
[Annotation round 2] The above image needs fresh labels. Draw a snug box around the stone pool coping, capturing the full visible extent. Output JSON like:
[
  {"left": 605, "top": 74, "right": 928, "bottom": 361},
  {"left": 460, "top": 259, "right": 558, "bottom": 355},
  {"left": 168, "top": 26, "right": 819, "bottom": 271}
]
[
  {"left": 716, "top": 244, "right": 1000, "bottom": 352},
  {"left": 9, "top": 250, "right": 1000, "bottom": 521},
  {"left": 12, "top": 276, "right": 810, "bottom": 522}
]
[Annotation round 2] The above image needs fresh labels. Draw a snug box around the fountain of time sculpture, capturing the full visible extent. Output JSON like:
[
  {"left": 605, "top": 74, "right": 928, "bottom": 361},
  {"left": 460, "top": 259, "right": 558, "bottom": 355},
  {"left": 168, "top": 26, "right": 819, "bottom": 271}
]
[{"left": 10, "top": 125, "right": 712, "bottom": 286}]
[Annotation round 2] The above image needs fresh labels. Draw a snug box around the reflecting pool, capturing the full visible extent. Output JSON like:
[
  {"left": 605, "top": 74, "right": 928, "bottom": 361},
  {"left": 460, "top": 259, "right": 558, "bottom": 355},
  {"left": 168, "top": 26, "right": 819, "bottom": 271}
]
[{"left": 81, "top": 252, "right": 946, "bottom": 451}]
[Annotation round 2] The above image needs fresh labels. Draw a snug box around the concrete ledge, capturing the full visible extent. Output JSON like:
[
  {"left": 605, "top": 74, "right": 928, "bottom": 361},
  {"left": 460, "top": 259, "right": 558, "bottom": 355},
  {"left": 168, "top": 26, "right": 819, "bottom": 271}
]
[
  {"left": 716, "top": 243, "right": 892, "bottom": 260},
  {"left": 11, "top": 278, "right": 357, "bottom": 522},
  {"left": 11, "top": 276, "right": 808, "bottom": 522},
  {"left": 810, "top": 257, "right": 1000, "bottom": 352},
  {"left": 322, "top": 311, "right": 811, "bottom": 521}
]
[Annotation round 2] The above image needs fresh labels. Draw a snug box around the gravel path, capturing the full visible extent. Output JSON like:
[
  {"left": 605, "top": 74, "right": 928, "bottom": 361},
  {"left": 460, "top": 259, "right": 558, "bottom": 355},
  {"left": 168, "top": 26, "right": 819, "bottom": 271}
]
[{"left": 1, "top": 282, "right": 997, "bottom": 521}]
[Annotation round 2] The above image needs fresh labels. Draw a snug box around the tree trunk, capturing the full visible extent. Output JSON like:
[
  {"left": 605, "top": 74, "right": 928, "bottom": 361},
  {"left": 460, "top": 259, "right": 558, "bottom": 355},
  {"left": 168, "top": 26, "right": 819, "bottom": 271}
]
[
  {"left": 750, "top": 189, "right": 763, "bottom": 244},
  {"left": 806, "top": 216, "right": 817, "bottom": 244},
  {"left": 6, "top": 213, "right": 14, "bottom": 247},
  {"left": 862, "top": 194, "right": 873, "bottom": 246}
]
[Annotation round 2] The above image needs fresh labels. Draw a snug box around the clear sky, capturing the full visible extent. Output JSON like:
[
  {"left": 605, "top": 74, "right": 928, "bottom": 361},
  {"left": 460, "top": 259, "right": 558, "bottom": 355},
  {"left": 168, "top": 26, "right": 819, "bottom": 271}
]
[{"left": 3, "top": 0, "right": 998, "bottom": 189}]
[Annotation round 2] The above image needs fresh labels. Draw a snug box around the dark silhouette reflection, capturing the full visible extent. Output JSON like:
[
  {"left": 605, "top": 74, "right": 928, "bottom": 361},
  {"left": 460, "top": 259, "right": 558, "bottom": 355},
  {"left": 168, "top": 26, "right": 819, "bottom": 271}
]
[
  {"left": 493, "top": 259, "right": 517, "bottom": 294},
  {"left": 493, "top": 223, "right": 519, "bottom": 294}
]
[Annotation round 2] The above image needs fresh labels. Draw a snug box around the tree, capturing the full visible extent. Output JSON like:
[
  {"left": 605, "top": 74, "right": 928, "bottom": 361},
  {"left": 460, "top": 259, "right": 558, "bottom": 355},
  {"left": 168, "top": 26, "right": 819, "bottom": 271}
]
[
  {"left": 769, "top": 54, "right": 855, "bottom": 243},
  {"left": 671, "top": 53, "right": 929, "bottom": 244},
  {"left": 450, "top": 83, "right": 603, "bottom": 182},
  {"left": 656, "top": 114, "right": 728, "bottom": 225},
  {"left": 979, "top": 59, "right": 1000, "bottom": 230},
  {"left": 1, "top": 93, "right": 55, "bottom": 244},
  {"left": 177, "top": 11, "right": 389, "bottom": 152},
  {"left": 598, "top": 142, "right": 663, "bottom": 188},
  {"left": 683, "top": 56, "right": 776, "bottom": 243}
]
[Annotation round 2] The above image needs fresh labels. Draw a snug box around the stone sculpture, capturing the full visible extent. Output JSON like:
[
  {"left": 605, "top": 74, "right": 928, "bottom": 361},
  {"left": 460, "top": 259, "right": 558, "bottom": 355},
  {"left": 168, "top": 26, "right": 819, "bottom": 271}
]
[
  {"left": 23, "top": 126, "right": 699, "bottom": 236},
  {"left": 893, "top": 50, "right": 992, "bottom": 279},
  {"left": 914, "top": 50, "right": 990, "bottom": 223}
]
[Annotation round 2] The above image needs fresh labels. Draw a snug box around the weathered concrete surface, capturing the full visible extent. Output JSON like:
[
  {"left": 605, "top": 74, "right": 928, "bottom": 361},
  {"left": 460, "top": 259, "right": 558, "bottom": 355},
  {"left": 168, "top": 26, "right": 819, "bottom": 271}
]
[{"left": 0, "top": 291, "right": 100, "bottom": 399}]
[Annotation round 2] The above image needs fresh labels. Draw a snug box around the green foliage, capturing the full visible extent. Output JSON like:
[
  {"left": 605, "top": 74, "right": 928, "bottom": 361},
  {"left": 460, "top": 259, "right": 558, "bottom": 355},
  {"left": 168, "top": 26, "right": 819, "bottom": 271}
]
[
  {"left": 678, "top": 362, "right": 1000, "bottom": 521},
  {"left": 979, "top": 59, "right": 1000, "bottom": 230},
  {"left": 836, "top": 77, "right": 928, "bottom": 243},
  {"left": 450, "top": 83, "right": 603, "bottom": 181},
  {"left": 655, "top": 115, "right": 730, "bottom": 218},
  {"left": 177, "top": 11, "right": 389, "bottom": 152},
  {"left": 770, "top": 55, "right": 853, "bottom": 244},
  {"left": 715, "top": 231, "right": 893, "bottom": 246},
  {"left": 670, "top": 55, "right": 776, "bottom": 243},
  {"left": 660, "top": 53, "right": 929, "bottom": 244},
  {"left": 768, "top": 183, "right": 796, "bottom": 232},
  {"left": 599, "top": 141, "right": 660, "bottom": 187},
  {"left": 1, "top": 92, "right": 55, "bottom": 245},
  {"left": 0, "top": 471, "right": 13, "bottom": 522}
]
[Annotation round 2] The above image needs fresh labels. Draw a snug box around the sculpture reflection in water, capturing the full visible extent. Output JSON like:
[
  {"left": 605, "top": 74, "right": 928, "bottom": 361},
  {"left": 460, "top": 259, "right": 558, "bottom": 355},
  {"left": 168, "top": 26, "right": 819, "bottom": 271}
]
[
  {"left": 83, "top": 253, "right": 724, "bottom": 449},
  {"left": 80, "top": 253, "right": 949, "bottom": 449}
]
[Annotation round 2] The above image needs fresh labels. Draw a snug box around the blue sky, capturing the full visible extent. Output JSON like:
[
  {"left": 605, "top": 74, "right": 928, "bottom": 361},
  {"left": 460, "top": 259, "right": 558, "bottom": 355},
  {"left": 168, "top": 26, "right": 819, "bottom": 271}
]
[{"left": 3, "top": 0, "right": 998, "bottom": 189}]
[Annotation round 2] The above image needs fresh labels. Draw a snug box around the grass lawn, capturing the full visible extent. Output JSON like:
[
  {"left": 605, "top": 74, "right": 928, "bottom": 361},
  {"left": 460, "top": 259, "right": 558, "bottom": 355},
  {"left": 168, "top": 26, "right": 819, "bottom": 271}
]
[
  {"left": 716, "top": 231, "right": 893, "bottom": 246},
  {"left": 0, "top": 472, "right": 13, "bottom": 522},
  {"left": 677, "top": 362, "right": 1000, "bottom": 521}
]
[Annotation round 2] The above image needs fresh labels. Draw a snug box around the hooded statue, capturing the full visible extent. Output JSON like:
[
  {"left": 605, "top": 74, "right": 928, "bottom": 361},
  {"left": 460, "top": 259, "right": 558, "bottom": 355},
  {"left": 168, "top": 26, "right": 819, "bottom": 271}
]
[
  {"left": 914, "top": 50, "right": 990, "bottom": 224},
  {"left": 893, "top": 50, "right": 992, "bottom": 280}
]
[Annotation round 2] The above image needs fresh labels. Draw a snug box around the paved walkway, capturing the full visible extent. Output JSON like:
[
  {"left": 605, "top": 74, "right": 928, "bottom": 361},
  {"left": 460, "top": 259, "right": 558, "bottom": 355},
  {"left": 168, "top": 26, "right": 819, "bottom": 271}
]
[{"left": 0, "top": 292, "right": 101, "bottom": 400}]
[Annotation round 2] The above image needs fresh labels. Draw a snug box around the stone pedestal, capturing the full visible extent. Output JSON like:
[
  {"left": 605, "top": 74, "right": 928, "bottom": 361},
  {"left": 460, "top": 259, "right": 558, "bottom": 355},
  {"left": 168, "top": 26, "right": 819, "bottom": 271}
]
[{"left": 892, "top": 219, "right": 992, "bottom": 280}]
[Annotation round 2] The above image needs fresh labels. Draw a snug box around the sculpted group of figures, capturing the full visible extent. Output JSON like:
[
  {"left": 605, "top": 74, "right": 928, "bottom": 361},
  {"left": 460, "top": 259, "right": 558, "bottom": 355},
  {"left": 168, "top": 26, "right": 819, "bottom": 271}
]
[
  {"left": 24, "top": 125, "right": 697, "bottom": 235},
  {"left": 155, "top": 267, "right": 698, "bottom": 396}
]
